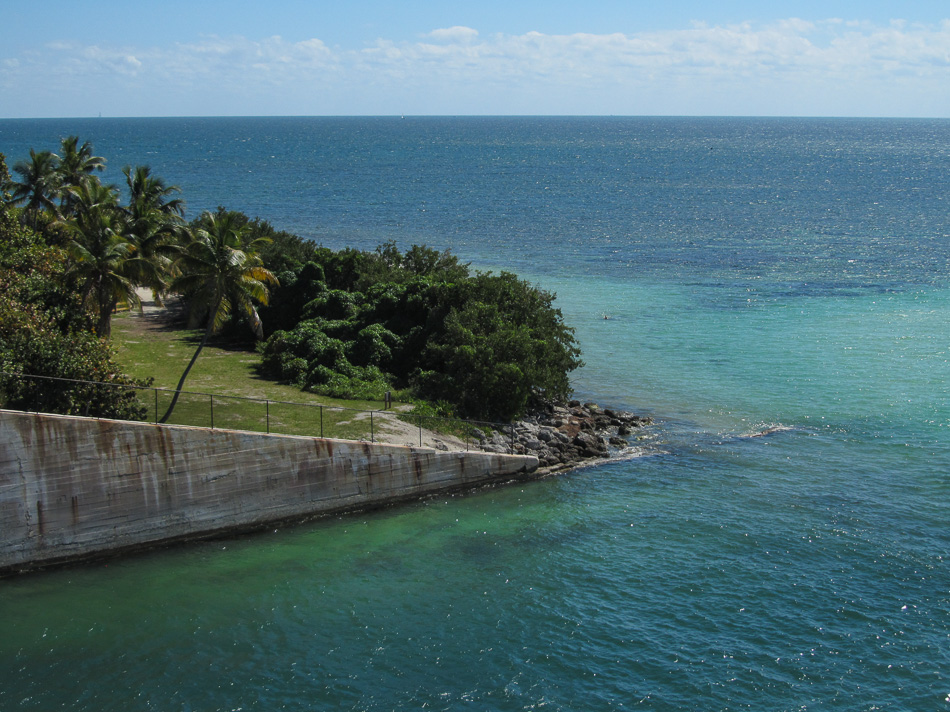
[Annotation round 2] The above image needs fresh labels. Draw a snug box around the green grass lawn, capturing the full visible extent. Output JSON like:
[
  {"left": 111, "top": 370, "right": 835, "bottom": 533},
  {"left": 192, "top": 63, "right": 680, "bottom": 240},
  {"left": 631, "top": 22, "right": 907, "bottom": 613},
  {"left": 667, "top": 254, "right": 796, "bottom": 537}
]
[{"left": 110, "top": 309, "right": 393, "bottom": 441}]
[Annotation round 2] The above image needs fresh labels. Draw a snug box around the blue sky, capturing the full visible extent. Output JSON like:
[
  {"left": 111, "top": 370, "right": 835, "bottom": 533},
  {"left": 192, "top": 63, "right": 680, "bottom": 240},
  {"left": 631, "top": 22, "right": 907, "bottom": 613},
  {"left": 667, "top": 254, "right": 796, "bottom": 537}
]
[{"left": 2, "top": 1, "right": 949, "bottom": 118}]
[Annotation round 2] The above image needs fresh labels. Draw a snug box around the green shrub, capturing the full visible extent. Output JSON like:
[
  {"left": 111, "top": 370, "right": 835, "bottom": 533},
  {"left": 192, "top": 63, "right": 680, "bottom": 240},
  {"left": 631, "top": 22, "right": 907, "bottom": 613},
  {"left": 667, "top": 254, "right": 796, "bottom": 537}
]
[{"left": 259, "top": 245, "right": 582, "bottom": 422}]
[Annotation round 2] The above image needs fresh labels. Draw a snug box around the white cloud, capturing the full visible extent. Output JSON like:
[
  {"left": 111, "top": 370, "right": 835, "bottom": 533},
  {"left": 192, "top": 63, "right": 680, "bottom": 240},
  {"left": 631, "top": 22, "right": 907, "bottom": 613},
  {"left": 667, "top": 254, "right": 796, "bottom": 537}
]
[
  {"left": 356, "top": 19, "right": 950, "bottom": 86},
  {"left": 3, "top": 20, "right": 950, "bottom": 117},
  {"left": 426, "top": 26, "right": 479, "bottom": 43}
]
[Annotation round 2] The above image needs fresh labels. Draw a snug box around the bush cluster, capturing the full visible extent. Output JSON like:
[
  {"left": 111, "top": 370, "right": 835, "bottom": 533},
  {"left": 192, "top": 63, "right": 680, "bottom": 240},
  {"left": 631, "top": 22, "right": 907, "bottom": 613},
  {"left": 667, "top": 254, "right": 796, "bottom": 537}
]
[{"left": 259, "top": 240, "right": 583, "bottom": 422}]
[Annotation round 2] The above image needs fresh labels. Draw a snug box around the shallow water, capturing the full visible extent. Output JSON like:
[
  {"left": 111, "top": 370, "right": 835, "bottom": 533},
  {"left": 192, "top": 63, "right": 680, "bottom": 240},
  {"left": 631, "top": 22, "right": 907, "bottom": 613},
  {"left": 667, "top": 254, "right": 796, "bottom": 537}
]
[{"left": 1, "top": 117, "right": 949, "bottom": 710}]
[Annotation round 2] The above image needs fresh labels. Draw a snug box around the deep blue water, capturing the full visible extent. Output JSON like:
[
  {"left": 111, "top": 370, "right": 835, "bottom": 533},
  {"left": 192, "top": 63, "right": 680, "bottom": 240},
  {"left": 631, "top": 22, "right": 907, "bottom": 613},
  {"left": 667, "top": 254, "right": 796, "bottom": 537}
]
[{"left": 2, "top": 117, "right": 950, "bottom": 710}]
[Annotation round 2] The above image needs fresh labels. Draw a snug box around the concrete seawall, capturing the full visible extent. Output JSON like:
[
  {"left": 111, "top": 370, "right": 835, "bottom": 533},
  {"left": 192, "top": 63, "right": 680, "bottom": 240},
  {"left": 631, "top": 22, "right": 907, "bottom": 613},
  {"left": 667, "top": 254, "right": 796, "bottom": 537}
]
[{"left": 0, "top": 410, "right": 539, "bottom": 574}]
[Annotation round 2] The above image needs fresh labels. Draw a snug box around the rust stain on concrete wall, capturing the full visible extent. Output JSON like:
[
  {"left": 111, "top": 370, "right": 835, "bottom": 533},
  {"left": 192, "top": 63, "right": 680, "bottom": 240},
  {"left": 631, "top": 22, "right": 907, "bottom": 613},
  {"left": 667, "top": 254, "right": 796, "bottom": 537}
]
[{"left": 0, "top": 411, "right": 538, "bottom": 574}]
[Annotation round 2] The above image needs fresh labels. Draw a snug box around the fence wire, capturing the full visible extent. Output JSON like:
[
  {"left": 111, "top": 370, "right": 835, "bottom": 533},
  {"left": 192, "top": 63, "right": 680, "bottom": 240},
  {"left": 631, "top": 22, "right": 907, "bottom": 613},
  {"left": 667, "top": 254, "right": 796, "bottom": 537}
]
[{"left": 0, "top": 372, "right": 514, "bottom": 454}]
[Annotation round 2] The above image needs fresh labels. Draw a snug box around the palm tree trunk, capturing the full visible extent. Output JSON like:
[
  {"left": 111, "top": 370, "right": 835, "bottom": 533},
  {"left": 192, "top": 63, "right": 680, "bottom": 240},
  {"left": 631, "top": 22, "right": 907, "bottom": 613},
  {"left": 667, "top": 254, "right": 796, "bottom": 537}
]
[
  {"left": 158, "top": 312, "right": 217, "bottom": 424},
  {"left": 97, "top": 295, "right": 118, "bottom": 338}
]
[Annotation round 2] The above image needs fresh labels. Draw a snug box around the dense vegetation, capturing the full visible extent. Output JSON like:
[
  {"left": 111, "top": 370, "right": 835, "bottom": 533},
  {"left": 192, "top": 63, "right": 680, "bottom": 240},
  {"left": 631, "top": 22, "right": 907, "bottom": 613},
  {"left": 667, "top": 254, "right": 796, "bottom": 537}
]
[
  {"left": 257, "top": 238, "right": 582, "bottom": 421},
  {"left": 0, "top": 154, "right": 148, "bottom": 419},
  {"left": 0, "top": 138, "right": 583, "bottom": 423}
]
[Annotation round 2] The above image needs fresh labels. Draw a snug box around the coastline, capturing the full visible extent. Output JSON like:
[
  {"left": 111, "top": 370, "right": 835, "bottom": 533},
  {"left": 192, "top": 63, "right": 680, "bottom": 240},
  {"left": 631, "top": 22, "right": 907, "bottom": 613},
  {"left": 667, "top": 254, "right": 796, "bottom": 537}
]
[
  {"left": 127, "top": 288, "right": 649, "bottom": 465},
  {"left": 486, "top": 400, "right": 653, "bottom": 476}
]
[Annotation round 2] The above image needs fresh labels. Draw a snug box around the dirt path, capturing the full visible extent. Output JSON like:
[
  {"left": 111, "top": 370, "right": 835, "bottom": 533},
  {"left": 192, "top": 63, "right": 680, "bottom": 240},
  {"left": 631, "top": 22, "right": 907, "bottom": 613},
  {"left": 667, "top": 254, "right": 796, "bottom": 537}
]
[{"left": 343, "top": 407, "right": 470, "bottom": 451}]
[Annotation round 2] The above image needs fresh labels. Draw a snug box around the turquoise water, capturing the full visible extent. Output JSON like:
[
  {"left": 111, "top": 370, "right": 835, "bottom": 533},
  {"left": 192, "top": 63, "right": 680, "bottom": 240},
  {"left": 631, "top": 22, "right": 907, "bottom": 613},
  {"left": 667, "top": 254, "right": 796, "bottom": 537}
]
[{"left": 1, "top": 117, "right": 949, "bottom": 710}]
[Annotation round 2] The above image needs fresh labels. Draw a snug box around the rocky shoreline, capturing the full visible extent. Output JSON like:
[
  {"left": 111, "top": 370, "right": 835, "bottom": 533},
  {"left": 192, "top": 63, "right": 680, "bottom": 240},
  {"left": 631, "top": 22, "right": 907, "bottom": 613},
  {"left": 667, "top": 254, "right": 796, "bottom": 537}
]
[{"left": 475, "top": 400, "right": 653, "bottom": 475}]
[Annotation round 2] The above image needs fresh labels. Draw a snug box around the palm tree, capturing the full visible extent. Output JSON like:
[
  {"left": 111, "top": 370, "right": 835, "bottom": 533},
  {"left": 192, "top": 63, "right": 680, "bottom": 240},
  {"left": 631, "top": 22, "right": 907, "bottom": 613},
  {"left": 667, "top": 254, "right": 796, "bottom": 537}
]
[
  {"left": 159, "top": 210, "right": 278, "bottom": 423},
  {"left": 60, "top": 178, "right": 158, "bottom": 338},
  {"left": 57, "top": 136, "right": 105, "bottom": 217},
  {"left": 11, "top": 149, "right": 60, "bottom": 228},
  {"left": 123, "top": 165, "right": 187, "bottom": 300},
  {"left": 124, "top": 165, "right": 184, "bottom": 219}
]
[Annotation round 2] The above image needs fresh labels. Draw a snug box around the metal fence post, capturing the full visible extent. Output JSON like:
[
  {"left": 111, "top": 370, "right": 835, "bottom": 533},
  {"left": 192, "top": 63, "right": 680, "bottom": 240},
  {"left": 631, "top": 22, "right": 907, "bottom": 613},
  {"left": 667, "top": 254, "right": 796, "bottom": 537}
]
[{"left": 0, "top": 372, "right": 515, "bottom": 453}]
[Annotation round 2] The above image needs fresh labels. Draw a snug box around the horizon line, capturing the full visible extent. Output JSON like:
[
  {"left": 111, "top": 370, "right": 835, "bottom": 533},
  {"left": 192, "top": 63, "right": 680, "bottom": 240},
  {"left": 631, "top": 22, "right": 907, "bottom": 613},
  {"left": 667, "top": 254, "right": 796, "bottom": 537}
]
[{"left": 3, "top": 113, "right": 950, "bottom": 121}]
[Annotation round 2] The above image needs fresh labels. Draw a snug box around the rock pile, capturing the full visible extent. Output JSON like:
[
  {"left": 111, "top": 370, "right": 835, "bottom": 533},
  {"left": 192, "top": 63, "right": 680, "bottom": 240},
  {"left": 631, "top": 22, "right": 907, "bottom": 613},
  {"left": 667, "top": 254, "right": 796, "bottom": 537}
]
[{"left": 475, "top": 400, "right": 652, "bottom": 474}]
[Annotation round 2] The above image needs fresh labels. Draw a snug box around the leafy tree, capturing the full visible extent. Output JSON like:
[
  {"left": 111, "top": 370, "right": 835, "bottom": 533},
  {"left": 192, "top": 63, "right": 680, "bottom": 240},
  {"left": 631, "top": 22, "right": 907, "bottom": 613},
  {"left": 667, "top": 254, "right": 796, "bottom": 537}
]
[
  {"left": 403, "top": 244, "right": 469, "bottom": 281},
  {"left": 159, "top": 210, "right": 277, "bottom": 422},
  {"left": 258, "top": 261, "right": 327, "bottom": 334},
  {"left": 247, "top": 219, "right": 318, "bottom": 274},
  {"left": 260, "top": 243, "right": 582, "bottom": 420},
  {"left": 0, "top": 153, "right": 13, "bottom": 202},
  {"left": 354, "top": 240, "right": 469, "bottom": 290},
  {"left": 410, "top": 272, "right": 581, "bottom": 420},
  {"left": 317, "top": 247, "right": 366, "bottom": 292}
]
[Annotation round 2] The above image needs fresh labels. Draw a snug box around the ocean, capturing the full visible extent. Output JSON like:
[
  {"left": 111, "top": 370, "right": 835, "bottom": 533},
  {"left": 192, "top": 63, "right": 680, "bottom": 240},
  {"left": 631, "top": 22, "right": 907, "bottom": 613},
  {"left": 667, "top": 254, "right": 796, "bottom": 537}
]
[{"left": 1, "top": 116, "right": 949, "bottom": 710}]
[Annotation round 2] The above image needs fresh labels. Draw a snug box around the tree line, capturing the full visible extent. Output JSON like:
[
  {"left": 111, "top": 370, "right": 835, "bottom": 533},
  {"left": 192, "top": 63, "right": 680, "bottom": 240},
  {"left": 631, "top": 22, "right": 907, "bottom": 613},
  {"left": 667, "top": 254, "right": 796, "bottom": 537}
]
[
  {"left": 1, "top": 138, "right": 582, "bottom": 423},
  {"left": 1, "top": 138, "right": 277, "bottom": 422}
]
